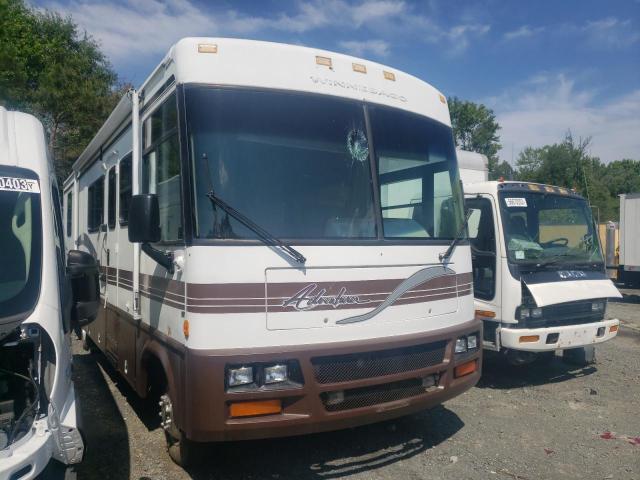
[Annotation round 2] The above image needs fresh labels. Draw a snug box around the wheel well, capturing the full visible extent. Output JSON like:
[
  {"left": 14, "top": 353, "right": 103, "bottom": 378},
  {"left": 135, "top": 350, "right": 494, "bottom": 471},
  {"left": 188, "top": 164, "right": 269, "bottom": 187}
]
[{"left": 141, "top": 352, "right": 167, "bottom": 399}]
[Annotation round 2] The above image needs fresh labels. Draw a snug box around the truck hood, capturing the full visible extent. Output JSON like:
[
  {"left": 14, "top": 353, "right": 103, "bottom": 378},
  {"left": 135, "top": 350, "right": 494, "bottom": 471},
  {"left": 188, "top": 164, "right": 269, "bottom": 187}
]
[{"left": 522, "top": 270, "right": 622, "bottom": 307}]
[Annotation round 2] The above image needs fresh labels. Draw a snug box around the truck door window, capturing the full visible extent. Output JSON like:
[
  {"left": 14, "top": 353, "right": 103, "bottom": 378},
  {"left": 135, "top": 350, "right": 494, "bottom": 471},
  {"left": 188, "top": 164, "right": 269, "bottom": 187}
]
[
  {"left": 465, "top": 197, "right": 496, "bottom": 300},
  {"left": 87, "top": 176, "right": 104, "bottom": 232},
  {"left": 107, "top": 167, "right": 116, "bottom": 229},
  {"left": 142, "top": 92, "right": 182, "bottom": 242}
]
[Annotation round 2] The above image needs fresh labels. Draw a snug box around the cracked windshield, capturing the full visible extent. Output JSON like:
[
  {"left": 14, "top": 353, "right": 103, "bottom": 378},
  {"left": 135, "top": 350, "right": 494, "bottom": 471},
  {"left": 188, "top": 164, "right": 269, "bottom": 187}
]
[{"left": 499, "top": 191, "right": 603, "bottom": 265}]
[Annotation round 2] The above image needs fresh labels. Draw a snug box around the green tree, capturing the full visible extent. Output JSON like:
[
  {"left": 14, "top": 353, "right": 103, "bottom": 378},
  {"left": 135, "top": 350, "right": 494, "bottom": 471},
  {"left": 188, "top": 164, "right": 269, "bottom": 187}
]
[
  {"left": 448, "top": 96, "right": 502, "bottom": 179},
  {"left": 0, "top": 0, "right": 124, "bottom": 180}
]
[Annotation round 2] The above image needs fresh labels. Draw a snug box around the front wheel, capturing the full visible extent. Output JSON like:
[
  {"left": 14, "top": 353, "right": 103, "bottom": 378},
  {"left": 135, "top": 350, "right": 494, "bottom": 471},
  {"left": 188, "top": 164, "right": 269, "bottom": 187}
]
[{"left": 159, "top": 393, "right": 194, "bottom": 467}]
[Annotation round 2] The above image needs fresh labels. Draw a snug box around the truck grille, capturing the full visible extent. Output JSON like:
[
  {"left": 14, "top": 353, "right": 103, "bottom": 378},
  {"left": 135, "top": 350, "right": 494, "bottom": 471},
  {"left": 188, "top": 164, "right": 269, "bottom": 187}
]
[
  {"left": 321, "top": 378, "right": 426, "bottom": 412},
  {"left": 521, "top": 300, "right": 604, "bottom": 328},
  {"left": 311, "top": 341, "right": 446, "bottom": 384}
]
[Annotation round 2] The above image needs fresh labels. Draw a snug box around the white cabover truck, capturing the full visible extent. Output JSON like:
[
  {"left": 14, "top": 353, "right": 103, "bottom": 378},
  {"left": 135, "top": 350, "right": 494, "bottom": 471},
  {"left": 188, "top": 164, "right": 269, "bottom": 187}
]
[
  {"left": 618, "top": 193, "right": 640, "bottom": 287},
  {"left": 458, "top": 150, "right": 621, "bottom": 365},
  {"left": 63, "top": 38, "right": 482, "bottom": 466},
  {"left": 0, "top": 107, "right": 99, "bottom": 479}
]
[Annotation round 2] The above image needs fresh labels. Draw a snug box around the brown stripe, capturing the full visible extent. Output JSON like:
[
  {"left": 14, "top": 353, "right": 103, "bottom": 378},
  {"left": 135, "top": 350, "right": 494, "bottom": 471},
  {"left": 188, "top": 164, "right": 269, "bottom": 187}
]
[{"left": 140, "top": 289, "right": 184, "bottom": 310}]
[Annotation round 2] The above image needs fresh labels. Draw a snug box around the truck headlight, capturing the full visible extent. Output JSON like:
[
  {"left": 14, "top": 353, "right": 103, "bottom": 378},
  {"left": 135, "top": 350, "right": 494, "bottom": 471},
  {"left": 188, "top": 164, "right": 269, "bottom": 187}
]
[
  {"left": 519, "top": 308, "right": 531, "bottom": 320},
  {"left": 592, "top": 301, "right": 605, "bottom": 312},
  {"left": 455, "top": 337, "right": 467, "bottom": 353},
  {"left": 228, "top": 366, "right": 254, "bottom": 387},
  {"left": 264, "top": 364, "right": 288, "bottom": 384},
  {"left": 531, "top": 307, "right": 543, "bottom": 318}
]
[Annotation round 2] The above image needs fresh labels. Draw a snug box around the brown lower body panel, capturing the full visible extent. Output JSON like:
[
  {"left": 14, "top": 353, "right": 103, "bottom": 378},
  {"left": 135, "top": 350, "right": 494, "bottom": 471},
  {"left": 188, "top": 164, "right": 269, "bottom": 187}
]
[{"left": 183, "top": 318, "right": 482, "bottom": 442}]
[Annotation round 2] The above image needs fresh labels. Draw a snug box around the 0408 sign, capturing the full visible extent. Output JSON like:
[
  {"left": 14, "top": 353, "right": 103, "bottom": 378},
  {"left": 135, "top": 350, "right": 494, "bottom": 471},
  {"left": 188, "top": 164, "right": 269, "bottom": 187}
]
[{"left": 0, "top": 176, "right": 40, "bottom": 193}]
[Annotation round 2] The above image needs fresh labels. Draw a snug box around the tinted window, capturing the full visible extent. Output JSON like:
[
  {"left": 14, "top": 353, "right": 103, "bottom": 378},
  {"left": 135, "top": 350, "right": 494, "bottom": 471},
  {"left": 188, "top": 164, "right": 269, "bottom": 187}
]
[
  {"left": 119, "top": 154, "right": 132, "bottom": 225},
  {"left": 107, "top": 167, "right": 116, "bottom": 229},
  {"left": 142, "top": 93, "right": 182, "bottom": 242},
  {"left": 66, "top": 191, "right": 72, "bottom": 237},
  {"left": 87, "top": 177, "right": 104, "bottom": 232},
  {"left": 186, "top": 87, "right": 376, "bottom": 240}
]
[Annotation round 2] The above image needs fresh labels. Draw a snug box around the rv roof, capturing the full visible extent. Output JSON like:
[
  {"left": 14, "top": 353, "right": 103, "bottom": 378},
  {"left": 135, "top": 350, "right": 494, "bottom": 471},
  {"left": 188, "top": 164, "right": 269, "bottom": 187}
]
[{"left": 71, "top": 37, "right": 451, "bottom": 176}]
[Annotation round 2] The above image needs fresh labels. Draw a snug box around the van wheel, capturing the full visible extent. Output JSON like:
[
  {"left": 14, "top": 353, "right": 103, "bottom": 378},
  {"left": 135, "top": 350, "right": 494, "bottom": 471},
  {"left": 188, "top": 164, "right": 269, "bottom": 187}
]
[{"left": 159, "top": 393, "right": 194, "bottom": 467}]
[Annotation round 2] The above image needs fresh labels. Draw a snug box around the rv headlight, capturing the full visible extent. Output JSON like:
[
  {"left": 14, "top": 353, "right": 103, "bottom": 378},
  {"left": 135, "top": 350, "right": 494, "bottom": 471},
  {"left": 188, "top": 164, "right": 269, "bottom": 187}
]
[
  {"left": 467, "top": 334, "right": 478, "bottom": 350},
  {"left": 531, "top": 307, "right": 543, "bottom": 318},
  {"left": 264, "top": 364, "right": 288, "bottom": 384},
  {"left": 455, "top": 337, "right": 467, "bottom": 354},
  {"left": 228, "top": 366, "right": 254, "bottom": 387},
  {"left": 591, "top": 301, "right": 605, "bottom": 312}
]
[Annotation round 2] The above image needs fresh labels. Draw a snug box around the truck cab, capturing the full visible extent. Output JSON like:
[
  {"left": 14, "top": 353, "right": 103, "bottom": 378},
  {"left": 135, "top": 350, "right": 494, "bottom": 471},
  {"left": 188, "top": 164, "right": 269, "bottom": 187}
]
[
  {"left": 459, "top": 150, "right": 621, "bottom": 364},
  {"left": 0, "top": 107, "right": 99, "bottom": 478}
]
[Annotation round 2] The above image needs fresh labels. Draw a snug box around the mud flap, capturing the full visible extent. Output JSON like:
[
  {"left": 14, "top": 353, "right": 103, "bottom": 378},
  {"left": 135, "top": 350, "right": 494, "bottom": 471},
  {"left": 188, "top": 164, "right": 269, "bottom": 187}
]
[{"left": 562, "top": 346, "right": 596, "bottom": 365}]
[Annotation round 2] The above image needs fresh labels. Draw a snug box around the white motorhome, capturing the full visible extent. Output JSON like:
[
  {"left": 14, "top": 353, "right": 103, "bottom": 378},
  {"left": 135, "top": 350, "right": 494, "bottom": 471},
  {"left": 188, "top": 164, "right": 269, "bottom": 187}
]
[
  {"left": 459, "top": 150, "right": 621, "bottom": 364},
  {"left": 618, "top": 193, "right": 640, "bottom": 287},
  {"left": 63, "top": 38, "right": 481, "bottom": 466},
  {"left": 0, "top": 107, "right": 99, "bottom": 479}
]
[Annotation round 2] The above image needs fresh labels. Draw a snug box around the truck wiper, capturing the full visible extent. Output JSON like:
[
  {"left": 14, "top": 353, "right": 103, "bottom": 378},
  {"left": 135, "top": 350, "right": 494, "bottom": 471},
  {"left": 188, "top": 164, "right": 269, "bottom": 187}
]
[
  {"left": 206, "top": 191, "right": 306, "bottom": 265},
  {"left": 535, "top": 253, "right": 576, "bottom": 267},
  {"left": 439, "top": 209, "right": 473, "bottom": 264}
]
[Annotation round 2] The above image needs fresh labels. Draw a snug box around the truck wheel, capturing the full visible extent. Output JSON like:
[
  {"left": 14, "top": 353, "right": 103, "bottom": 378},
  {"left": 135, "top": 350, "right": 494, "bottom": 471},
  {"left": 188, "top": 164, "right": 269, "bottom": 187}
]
[
  {"left": 159, "top": 393, "right": 194, "bottom": 467},
  {"left": 562, "top": 346, "right": 596, "bottom": 366}
]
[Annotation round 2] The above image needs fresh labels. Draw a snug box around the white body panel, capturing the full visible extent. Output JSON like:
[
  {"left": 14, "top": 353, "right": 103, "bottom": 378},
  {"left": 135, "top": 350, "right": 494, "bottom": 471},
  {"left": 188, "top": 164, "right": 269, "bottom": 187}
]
[
  {"left": 525, "top": 278, "right": 621, "bottom": 307},
  {"left": 0, "top": 107, "right": 83, "bottom": 478},
  {"left": 619, "top": 193, "right": 640, "bottom": 270},
  {"left": 457, "top": 150, "right": 489, "bottom": 184}
]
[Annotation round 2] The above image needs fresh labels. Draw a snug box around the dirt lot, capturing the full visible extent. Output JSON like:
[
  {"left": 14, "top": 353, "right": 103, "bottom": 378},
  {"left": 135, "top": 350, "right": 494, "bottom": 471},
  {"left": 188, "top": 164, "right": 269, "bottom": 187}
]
[{"left": 70, "top": 289, "right": 640, "bottom": 480}]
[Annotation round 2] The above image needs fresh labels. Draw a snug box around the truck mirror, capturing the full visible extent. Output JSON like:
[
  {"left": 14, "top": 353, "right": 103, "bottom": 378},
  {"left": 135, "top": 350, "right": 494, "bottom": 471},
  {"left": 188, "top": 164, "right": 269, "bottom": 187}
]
[
  {"left": 67, "top": 249, "right": 100, "bottom": 327},
  {"left": 128, "top": 194, "right": 161, "bottom": 243}
]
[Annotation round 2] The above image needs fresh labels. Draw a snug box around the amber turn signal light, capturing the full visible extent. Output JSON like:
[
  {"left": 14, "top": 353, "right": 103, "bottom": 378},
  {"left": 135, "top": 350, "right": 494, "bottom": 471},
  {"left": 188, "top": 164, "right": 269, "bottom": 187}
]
[
  {"left": 454, "top": 360, "right": 477, "bottom": 378},
  {"left": 519, "top": 335, "right": 540, "bottom": 343},
  {"left": 609, "top": 325, "right": 619, "bottom": 333},
  {"left": 229, "top": 399, "right": 282, "bottom": 418}
]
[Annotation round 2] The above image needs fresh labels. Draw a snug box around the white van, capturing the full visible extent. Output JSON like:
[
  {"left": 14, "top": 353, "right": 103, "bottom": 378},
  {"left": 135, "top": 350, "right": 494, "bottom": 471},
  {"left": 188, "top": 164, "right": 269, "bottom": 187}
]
[
  {"left": 459, "top": 150, "right": 621, "bottom": 364},
  {"left": 64, "top": 38, "right": 482, "bottom": 466},
  {"left": 0, "top": 107, "right": 99, "bottom": 479}
]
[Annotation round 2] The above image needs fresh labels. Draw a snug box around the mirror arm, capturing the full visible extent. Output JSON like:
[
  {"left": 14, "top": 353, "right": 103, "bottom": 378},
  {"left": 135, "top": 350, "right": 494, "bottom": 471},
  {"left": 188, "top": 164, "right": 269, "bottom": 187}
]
[{"left": 141, "top": 243, "right": 174, "bottom": 274}]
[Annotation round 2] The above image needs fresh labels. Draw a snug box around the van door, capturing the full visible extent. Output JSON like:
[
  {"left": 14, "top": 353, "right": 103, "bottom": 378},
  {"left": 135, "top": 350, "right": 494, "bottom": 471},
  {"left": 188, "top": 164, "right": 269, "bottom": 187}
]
[{"left": 465, "top": 195, "right": 501, "bottom": 348}]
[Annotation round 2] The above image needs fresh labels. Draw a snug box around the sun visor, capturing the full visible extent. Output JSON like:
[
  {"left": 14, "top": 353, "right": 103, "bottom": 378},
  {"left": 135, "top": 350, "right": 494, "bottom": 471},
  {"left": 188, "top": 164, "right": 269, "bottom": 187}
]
[{"left": 523, "top": 278, "right": 622, "bottom": 308}]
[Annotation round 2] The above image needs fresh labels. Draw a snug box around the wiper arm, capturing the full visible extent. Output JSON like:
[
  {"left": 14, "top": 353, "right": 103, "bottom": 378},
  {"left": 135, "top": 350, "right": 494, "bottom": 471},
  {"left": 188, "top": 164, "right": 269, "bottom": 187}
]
[
  {"left": 206, "top": 191, "right": 306, "bottom": 265},
  {"left": 535, "top": 253, "right": 575, "bottom": 267},
  {"left": 439, "top": 209, "right": 473, "bottom": 264}
]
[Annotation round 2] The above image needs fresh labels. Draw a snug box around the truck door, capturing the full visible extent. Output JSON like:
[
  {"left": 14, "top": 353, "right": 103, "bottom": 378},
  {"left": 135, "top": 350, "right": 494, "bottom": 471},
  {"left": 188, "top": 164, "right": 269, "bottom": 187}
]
[
  {"left": 104, "top": 166, "right": 119, "bottom": 364},
  {"left": 465, "top": 195, "right": 501, "bottom": 347}
]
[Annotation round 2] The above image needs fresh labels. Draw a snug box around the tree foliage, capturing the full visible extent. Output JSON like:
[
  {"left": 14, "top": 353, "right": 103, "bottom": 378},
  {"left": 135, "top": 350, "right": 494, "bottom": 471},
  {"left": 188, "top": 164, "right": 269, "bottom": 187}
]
[
  {"left": 448, "top": 96, "right": 502, "bottom": 178},
  {"left": 0, "top": 0, "right": 125, "bottom": 181}
]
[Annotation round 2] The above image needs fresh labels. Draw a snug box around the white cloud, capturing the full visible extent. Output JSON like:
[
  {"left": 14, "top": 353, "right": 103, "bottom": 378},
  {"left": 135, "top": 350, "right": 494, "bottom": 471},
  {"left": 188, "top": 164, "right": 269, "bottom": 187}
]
[
  {"left": 581, "top": 17, "right": 640, "bottom": 48},
  {"left": 488, "top": 74, "right": 640, "bottom": 164},
  {"left": 504, "top": 25, "right": 544, "bottom": 41},
  {"left": 338, "top": 39, "right": 390, "bottom": 57}
]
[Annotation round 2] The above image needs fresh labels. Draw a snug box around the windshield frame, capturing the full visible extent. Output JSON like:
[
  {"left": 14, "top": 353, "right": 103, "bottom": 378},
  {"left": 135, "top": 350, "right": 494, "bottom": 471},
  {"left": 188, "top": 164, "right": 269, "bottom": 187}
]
[
  {"left": 497, "top": 186, "right": 604, "bottom": 270},
  {"left": 180, "top": 84, "right": 466, "bottom": 247},
  {"left": 0, "top": 166, "right": 43, "bottom": 326}
]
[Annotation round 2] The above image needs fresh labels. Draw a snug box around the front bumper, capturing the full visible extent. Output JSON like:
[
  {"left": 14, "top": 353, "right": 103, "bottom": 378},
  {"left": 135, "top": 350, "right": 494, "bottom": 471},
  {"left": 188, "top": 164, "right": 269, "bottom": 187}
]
[
  {"left": 181, "top": 318, "right": 482, "bottom": 442},
  {"left": 500, "top": 318, "right": 619, "bottom": 352}
]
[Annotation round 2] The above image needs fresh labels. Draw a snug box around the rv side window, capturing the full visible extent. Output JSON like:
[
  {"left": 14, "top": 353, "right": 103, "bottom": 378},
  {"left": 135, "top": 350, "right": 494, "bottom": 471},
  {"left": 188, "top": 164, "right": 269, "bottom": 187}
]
[
  {"left": 119, "top": 154, "right": 132, "bottom": 225},
  {"left": 87, "top": 177, "right": 104, "bottom": 232},
  {"left": 142, "top": 92, "right": 182, "bottom": 242},
  {"left": 108, "top": 167, "right": 116, "bottom": 229},
  {"left": 465, "top": 197, "right": 496, "bottom": 300},
  {"left": 66, "top": 191, "right": 72, "bottom": 237}
]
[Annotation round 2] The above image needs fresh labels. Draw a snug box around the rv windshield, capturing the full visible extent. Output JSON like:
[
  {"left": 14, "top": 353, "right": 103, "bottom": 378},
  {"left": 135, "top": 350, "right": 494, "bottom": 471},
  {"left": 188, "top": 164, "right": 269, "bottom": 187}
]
[
  {"left": 0, "top": 167, "right": 42, "bottom": 332},
  {"left": 498, "top": 190, "right": 603, "bottom": 266},
  {"left": 186, "top": 87, "right": 463, "bottom": 241}
]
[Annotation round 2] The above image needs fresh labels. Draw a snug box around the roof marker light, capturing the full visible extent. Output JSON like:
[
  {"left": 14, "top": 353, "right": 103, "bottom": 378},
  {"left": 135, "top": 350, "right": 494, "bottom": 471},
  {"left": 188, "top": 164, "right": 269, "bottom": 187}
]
[
  {"left": 439, "top": 94, "right": 447, "bottom": 104},
  {"left": 352, "top": 63, "right": 367, "bottom": 73},
  {"left": 198, "top": 43, "right": 218, "bottom": 54},
  {"left": 383, "top": 70, "right": 396, "bottom": 81},
  {"left": 316, "top": 56, "right": 332, "bottom": 68}
]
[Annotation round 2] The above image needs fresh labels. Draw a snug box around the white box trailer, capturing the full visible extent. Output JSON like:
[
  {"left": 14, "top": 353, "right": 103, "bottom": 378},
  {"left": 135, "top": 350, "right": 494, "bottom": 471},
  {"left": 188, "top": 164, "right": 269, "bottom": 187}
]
[
  {"left": 618, "top": 193, "right": 640, "bottom": 286},
  {"left": 0, "top": 107, "right": 100, "bottom": 479},
  {"left": 63, "top": 38, "right": 482, "bottom": 466},
  {"left": 458, "top": 150, "right": 621, "bottom": 365}
]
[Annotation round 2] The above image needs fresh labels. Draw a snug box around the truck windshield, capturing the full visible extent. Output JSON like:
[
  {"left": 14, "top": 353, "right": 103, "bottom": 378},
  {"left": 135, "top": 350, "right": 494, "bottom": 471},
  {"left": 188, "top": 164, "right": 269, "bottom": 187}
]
[
  {"left": 0, "top": 168, "right": 42, "bottom": 330},
  {"left": 185, "top": 86, "right": 463, "bottom": 241},
  {"left": 498, "top": 189, "right": 603, "bottom": 266}
]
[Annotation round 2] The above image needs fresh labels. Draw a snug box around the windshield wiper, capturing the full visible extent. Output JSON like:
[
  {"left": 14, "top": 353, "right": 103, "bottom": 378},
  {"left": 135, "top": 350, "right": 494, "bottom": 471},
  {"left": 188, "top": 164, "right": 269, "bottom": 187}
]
[
  {"left": 439, "top": 209, "right": 473, "bottom": 264},
  {"left": 535, "top": 253, "right": 578, "bottom": 267},
  {"left": 206, "top": 191, "right": 306, "bottom": 265}
]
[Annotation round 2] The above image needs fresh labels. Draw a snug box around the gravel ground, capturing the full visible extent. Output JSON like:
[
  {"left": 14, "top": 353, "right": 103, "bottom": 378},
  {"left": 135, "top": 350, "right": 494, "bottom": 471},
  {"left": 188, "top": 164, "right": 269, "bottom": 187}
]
[{"left": 70, "top": 289, "right": 640, "bottom": 480}]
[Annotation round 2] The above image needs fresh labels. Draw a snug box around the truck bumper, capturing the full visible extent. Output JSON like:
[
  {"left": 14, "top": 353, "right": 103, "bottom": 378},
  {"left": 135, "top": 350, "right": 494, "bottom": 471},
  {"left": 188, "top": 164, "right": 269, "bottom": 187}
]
[
  {"left": 500, "top": 318, "right": 619, "bottom": 352},
  {"left": 181, "top": 318, "right": 482, "bottom": 442}
]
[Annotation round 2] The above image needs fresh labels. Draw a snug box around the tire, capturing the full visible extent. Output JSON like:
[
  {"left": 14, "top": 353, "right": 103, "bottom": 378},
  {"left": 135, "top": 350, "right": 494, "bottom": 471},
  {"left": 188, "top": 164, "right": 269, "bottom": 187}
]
[{"left": 159, "top": 393, "right": 194, "bottom": 467}]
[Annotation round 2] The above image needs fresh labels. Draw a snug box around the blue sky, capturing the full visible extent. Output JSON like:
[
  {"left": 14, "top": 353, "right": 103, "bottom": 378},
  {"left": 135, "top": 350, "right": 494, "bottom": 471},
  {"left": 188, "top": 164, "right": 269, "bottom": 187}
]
[{"left": 35, "top": 0, "right": 640, "bottom": 163}]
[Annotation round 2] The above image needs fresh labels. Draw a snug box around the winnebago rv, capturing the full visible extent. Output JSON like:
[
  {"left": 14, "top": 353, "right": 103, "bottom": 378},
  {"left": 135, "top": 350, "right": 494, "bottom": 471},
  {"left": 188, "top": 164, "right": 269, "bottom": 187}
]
[
  {"left": 618, "top": 193, "right": 640, "bottom": 287},
  {"left": 64, "top": 38, "right": 481, "bottom": 466},
  {"left": 459, "top": 150, "right": 621, "bottom": 365},
  {"left": 0, "top": 107, "right": 99, "bottom": 479}
]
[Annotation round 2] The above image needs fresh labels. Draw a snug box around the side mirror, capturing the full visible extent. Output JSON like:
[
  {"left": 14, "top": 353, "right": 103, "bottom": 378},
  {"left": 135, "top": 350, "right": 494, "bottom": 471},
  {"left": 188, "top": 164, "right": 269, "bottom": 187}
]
[
  {"left": 67, "top": 250, "right": 100, "bottom": 327},
  {"left": 128, "top": 194, "right": 161, "bottom": 243}
]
